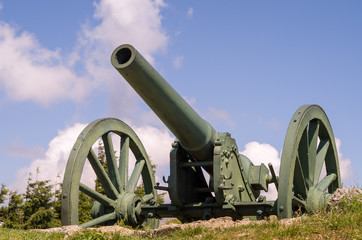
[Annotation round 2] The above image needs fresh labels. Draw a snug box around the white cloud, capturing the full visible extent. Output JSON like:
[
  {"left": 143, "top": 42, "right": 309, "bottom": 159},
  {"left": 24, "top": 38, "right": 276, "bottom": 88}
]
[
  {"left": 75, "top": 0, "right": 169, "bottom": 120},
  {"left": 241, "top": 142, "right": 280, "bottom": 170},
  {"left": 240, "top": 141, "right": 280, "bottom": 200},
  {"left": 173, "top": 55, "right": 184, "bottom": 69},
  {"left": 132, "top": 124, "right": 174, "bottom": 183},
  {"left": 106, "top": 123, "right": 174, "bottom": 202},
  {"left": 0, "top": 2, "right": 3, "bottom": 11},
  {"left": 0, "top": 0, "right": 168, "bottom": 108},
  {"left": 186, "top": 7, "right": 194, "bottom": 19},
  {"left": 239, "top": 138, "right": 354, "bottom": 200},
  {"left": 335, "top": 138, "right": 353, "bottom": 183},
  {"left": 10, "top": 122, "right": 88, "bottom": 192},
  {"left": 79, "top": 0, "right": 168, "bottom": 66},
  {"left": 0, "top": 22, "right": 89, "bottom": 105},
  {"left": 139, "top": 110, "right": 167, "bottom": 128},
  {"left": 9, "top": 120, "right": 174, "bottom": 196},
  {"left": 7, "top": 0, "right": 171, "bottom": 195}
]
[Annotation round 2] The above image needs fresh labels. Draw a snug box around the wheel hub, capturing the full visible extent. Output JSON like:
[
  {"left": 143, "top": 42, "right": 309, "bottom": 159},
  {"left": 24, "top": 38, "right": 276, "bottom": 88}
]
[
  {"left": 305, "top": 187, "right": 332, "bottom": 213},
  {"left": 116, "top": 192, "right": 145, "bottom": 227}
]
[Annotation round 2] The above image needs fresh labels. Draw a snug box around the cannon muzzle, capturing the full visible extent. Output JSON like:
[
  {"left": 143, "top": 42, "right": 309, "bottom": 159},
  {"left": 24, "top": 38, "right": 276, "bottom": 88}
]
[{"left": 111, "top": 44, "right": 216, "bottom": 163}]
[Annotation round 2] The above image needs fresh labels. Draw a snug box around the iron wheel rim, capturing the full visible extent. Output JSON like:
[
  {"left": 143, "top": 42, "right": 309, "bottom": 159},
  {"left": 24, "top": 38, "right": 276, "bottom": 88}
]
[{"left": 277, "top": 105, "right": 341, "bottom": 218}]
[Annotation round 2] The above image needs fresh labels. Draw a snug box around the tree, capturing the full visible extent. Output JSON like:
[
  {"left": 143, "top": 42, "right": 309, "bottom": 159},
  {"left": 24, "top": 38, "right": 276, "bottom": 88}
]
[
  {"left": 78, "top": 191, "right": 94, "bottom": 224},
  {"left": 134, "top": 161, "right": 166, "bottom": 205},
  {"left": 95, "top": 140, "right": 106, "bottom": 195},
  {"left": 1, "top": 190, "right": 24, "bottom": 228},
  {"left": 50, "top": 177, "right": 62, "bottom": 228},
  {"left": 0, "top": 140, "right": 166, "bottom": 229},
  {"left": 0, "top": 170, "right": 63, "bottom": 229},
  {"left": 0, "top": 184, "right": 8, "bottom": 204},
  {"left": 22, "top": 171, "right": 57, "bottom": 229}
]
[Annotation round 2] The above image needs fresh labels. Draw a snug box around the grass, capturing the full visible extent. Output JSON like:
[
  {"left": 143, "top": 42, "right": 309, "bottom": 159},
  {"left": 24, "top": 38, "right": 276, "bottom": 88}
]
[
  {"left": 0, "top": 228, "right": 65, "bottom": 240},
  {"left": 1, "top": 193, "right": 361, "bottom": 240}
]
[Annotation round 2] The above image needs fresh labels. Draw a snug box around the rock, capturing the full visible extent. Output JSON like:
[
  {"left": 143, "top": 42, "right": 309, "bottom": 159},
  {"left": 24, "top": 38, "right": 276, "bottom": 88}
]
[
  {"left": 329, "top": 186, "right": 362, "bottom": 203},
  {"left": 328, "top": 186, "right": 362, "bottom": 211},
  {"left": 91, "top": 225, "right": 135, "bottom": 236}
]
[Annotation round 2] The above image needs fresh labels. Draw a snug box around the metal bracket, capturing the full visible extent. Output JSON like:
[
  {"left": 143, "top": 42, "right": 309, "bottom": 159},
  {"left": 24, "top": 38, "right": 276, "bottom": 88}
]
[
  {"left": 154, "top": 182, "right": 169, "bottom": 191},
  {"left": 162, "top": 176, "right": 169, "bottom": 184},
  {"left": 202, "top": 208, "right": 212, "bottom": 220},
  {"left": 268, "top": 163, "right": 279, "bottom": 191},
  {"left": 218, "top": 184, "right": 233, "bottom": 190}
]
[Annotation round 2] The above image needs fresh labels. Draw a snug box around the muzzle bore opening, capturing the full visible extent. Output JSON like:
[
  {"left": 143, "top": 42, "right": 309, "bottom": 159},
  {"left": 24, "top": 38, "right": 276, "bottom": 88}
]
[{"left": 115, "top": 47, "right": 132, "bottom": 65}]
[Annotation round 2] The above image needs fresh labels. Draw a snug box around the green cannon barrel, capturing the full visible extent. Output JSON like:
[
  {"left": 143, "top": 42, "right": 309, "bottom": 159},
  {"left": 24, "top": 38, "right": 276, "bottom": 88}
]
[{"left": 111, "top": 44, "right": 217, "bottom": 164}]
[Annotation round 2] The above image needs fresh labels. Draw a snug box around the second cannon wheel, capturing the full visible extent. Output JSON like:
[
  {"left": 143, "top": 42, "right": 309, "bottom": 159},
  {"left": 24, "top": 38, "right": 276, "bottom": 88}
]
[{"left": 278, "top": 105, "right": 341, "bottom": 218}]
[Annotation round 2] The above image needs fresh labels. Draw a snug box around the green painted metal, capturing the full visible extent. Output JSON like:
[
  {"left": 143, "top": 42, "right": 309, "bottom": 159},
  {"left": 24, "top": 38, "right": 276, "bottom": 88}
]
[
  {"left": 277, "top": 105, "right": 341, "bottom": 218},
  {"left": 111, "top": 44, "right": 217, "bottom": 167},
  {"left": 61, "top": 44, "right": 342, "bottom": 229},
  {"left": 61, "top": 118, "right": 159, "bottom": 228},
  {"left": 212, "top": 133, "right": 256, "bottom": 205}
]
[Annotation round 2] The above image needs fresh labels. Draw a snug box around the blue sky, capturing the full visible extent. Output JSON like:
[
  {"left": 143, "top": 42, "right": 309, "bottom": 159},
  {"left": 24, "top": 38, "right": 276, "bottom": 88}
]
[{"left": 0, "top": 0, "right": 360, "bottom": 193}]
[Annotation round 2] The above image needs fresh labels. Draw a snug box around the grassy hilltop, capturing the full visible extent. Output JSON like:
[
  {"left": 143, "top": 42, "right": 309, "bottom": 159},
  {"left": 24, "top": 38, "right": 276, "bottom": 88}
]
[{"left": 0, "top": 191, "right": 361, "bottom": 240}]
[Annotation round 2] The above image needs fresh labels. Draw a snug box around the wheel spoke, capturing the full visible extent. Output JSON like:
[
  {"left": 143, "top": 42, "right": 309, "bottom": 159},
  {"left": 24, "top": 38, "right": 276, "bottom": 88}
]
[
  {"left": 298, "top": 127, "right": 310, "bottom": 187},
  {"left": 102, "top": 132, "right": 122, "bottom": 192},
  {"left": 142, "top": 193, "right": 154, "bottom": 203},
  {"left": 308, "top": 120, "right": 319, "bottom": 185},
  {"left": 80, "top": 212, "right": 116, "bottom": 228},
  {"left": 119, "top": 135, "right": 130, "bottom": 192},
  {"left": 277, "top": 105, "right": 341, "bottom": 220},
  {"left": 127, "top": 159, "right": 145, "bottom": 193},
  {"left": 293, "top": 154, "right": 307, "bottom": 199},
  {"left": 292, "top": 196, "right": 306, "bottom": 209},
  {"left": 88, "top": 149, "right": 119, "bottom": 199},
  {"left": 79, "top": 183, "right": 115, "bottom": 208},
  {"left": 62, "top": 118, "right": 157, "bottom": 227},
  {"left": 316, "top": 173, "right": 336, "bottom": 192},
  {"left": 314, "top": 139, "right": 330, "bottom": 185}
]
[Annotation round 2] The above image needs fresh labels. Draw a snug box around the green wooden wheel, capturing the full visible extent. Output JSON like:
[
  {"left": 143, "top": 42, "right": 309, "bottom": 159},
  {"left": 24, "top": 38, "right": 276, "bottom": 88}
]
[
  {"left": 277, "top": 105, "right": 341, "bottom": 218},
  {"left": 61, "top": 118, "right": 159, "bottom": 228}
]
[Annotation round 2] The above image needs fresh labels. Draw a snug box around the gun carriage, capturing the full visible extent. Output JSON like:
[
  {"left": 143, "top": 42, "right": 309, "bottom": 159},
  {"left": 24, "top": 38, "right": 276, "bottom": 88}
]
[{"left": 61, "top": 44, "right": 341, "bottom": 228}]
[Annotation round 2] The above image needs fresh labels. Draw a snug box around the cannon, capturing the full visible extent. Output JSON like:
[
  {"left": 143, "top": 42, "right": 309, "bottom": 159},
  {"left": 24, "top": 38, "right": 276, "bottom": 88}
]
[{"left": 61, "top": 44, "right": 341, "bottom": 228}]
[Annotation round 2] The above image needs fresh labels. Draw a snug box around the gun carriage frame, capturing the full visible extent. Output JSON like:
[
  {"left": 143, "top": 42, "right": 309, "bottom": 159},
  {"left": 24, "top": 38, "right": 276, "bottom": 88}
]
[{"left": 61, "top": 44, "right": 340, "bottom": 228}]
